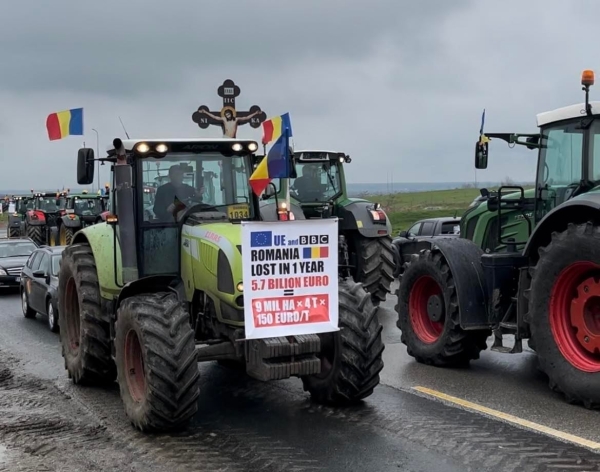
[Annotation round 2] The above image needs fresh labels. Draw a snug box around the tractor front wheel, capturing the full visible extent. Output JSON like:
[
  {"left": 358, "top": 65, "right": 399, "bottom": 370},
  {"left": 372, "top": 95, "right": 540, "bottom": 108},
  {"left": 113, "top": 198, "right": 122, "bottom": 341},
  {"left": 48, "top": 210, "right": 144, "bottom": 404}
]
[
  {"left": 58, "top": 243, "right": 115, "bottom": 385},
  {"left": 396, "top": 249, "right": 490, "bottom": 366},
  {"left": 26, "top": 225, "right": 43, "bottom": 246},
  {"left": 530, "top": 222, "right": 600, "bottom": 408},
  {"left": 59, "top": 225, "right": 75, "bottom": 246},
  {"left": 115, "top": 293, "right": 200, "bottom": 432},
  {"left": 301, "top": 278, "right": 384, "bottom": 404},
  {"left": 351, "top": 235, "right": 395, "bottom": 305}
]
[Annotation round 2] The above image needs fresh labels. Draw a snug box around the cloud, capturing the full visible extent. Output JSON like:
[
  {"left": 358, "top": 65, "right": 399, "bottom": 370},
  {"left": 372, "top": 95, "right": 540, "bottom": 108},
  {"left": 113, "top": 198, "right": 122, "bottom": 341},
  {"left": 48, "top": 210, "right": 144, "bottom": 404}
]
[{"left": 0, "top": 0, "right": 599, "bottom": 192}]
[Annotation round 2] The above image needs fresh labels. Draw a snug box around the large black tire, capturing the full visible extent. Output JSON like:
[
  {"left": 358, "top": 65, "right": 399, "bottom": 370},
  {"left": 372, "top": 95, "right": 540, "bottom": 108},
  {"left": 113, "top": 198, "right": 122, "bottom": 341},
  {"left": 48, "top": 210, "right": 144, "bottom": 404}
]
[
  {"left": 59, "top": 225, "right": 75, "bottom": 246},
  {"left": 351, "top": 235, "right": 395, "bottom": 305},
  {"left": 8, "top": 226, "right": 20, "bottom": 239},
  {"left": 396, "top": 249, "right": 490, "bottom": 366},
  {"left": 301, "top": 278, "right": 384, "bottom": 404},
  {"left": 115, "top": 293, "right": 200, "bottom": 432},
  {"left": 58, "top": 243, "right": 116, "bottom": 385},
  {"left": 26, "top": 225, "right": 44, "bottom": 246},
  {"left": 529, "top": 222, "right": 600, "bottom": 408}
]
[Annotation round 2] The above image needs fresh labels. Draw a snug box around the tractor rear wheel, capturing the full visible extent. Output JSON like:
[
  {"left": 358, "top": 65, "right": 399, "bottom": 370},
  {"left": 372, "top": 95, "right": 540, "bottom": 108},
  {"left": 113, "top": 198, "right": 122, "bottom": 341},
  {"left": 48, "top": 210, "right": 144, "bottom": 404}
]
[
  {"left": 8, "top": 227, "right": 20, "bottom": 238},
  {"left": 26, "top": 225, "right": 44, "bottom": 246},
  {"left": 351, "top": 235, "right": 395, "bottom": 305},
  {"left": 396, "top": 249, "right": 490, "bottom": 366},
  {"left": 59, "top": 225, "right": 75, "bottom": 246},
  {"left": 529, "top": 222, "right": 600, "bottom": 408},
  {"left": 58, "top": 243, "right": 116, "bottom": 385},
  {"left": 115, "top": 293, "right": 200, "bottom": 432},
  {"left": 301, "top": 278, "right": 384, "bottom": 404}
]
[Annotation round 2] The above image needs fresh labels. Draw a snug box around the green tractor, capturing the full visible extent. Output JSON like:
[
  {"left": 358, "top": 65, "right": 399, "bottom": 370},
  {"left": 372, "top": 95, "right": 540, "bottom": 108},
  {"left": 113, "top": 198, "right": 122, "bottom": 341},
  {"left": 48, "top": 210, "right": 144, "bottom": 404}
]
[
  {"left": 258, "top": 150, "right": 395, "bottom": 305},
  {"left": 395, "top": 69, "right": 600, "bottom": 408},
  {"left": 58, "top": 137, "right": 385, "bottom": 433},
  {"left": 58, "top": 191, "right": 109, "bottom": 245},
  {"left": 6, "top": 195, "right": 34, "bottom": 238},
  {"left": 24, "top": 191, "right": 68, "bottom": 246}
]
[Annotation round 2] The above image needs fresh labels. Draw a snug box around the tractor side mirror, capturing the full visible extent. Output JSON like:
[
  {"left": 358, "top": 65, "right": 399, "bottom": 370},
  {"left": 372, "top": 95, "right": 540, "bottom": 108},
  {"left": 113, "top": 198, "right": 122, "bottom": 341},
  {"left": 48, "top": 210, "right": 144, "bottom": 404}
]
[
  {"left": 475, "top": 141, "right": 488, "bottom": 169},
  {"left": 77, "top": 148, "right": 95, "bottom": 184}
]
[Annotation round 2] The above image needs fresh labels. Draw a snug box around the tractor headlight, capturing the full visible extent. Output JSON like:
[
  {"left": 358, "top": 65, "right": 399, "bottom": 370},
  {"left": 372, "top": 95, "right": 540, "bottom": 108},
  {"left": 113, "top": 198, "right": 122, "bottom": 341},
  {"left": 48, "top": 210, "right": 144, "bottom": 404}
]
[
  {"left": 232, "top": 143, "right": 243, "bottom": 152},
  {"left": 155, "top": 143, "right": 168, "bottom": 153},
  {"left": 247, "top": 142, "right": 258, "bottom": 152},
  {"left": 0, "top": 268, "right": 6, "bottom": 276},
  {"left": 136, "top": 143, "right": 150, "bottom": 153},
  {"left": 236, "top": 282, "right": 243, "bottom": 292}
]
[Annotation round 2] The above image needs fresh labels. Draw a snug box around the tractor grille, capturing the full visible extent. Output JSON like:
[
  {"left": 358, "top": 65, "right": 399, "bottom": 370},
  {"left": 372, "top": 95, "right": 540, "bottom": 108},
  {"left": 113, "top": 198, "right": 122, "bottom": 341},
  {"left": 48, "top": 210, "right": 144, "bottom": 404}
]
[{"left": 6, "top": 267, "right": 22, "bottom": 276}]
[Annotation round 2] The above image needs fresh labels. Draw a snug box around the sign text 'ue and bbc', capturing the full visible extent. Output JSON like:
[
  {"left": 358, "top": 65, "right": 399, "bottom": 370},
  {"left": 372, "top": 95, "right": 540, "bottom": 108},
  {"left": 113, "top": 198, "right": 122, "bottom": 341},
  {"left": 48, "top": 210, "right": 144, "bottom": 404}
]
[{"left": 249, "top": 230, "right": 330, "bottom": 282}]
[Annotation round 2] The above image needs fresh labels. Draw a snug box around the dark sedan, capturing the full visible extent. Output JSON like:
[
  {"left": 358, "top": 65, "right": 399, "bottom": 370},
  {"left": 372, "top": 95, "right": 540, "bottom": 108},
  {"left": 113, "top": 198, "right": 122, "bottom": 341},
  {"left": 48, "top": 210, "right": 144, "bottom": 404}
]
[
  {"left": 0, "top": 238, "right": 38, "bottom": 289},
  {"left": 20, "top": 246, "right": 65, "bottom": 332}
]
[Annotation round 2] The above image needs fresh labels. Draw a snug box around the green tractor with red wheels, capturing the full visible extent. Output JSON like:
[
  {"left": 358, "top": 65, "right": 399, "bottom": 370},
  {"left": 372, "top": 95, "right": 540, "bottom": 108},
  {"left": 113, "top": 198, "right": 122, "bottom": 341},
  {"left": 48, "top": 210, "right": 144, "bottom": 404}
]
[
  {"left": 257, "top": 150, "right": 395, "bottom": 306},
  {"left": 396, "top": 69, "right": 600, "bottom": 408},
  {"left": 58, "top": 137, "right": 384, "bottom": 433}
]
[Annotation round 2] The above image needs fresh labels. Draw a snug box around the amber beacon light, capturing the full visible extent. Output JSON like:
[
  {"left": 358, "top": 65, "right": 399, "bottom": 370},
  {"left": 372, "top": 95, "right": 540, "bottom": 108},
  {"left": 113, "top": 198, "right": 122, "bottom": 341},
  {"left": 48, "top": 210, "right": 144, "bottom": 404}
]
[{"left": 582, "top": 69, "right": 595, "bottom": 86}]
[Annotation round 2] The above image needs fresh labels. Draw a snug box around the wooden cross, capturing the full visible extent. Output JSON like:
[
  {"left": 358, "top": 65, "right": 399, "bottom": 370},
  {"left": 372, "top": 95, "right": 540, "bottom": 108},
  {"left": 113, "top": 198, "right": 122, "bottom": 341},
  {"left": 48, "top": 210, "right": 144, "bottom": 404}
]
[{"left": 192, "top": 79, "right": 267, "bottom": 138}]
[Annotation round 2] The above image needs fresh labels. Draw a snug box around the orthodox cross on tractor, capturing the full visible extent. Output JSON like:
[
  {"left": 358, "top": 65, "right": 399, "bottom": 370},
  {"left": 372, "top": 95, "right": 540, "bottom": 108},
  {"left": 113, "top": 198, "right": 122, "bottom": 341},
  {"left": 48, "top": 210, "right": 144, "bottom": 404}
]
[{"left": 192, "top": 79, "right": 267, "bottom": 138}]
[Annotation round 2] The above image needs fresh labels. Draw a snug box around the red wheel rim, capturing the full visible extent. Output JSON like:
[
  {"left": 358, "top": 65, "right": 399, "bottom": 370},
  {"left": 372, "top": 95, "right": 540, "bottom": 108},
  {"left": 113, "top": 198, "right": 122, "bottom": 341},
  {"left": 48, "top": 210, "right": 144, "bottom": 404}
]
[
  {"left": 124, "top": 330, "right": 146, "bottom": 402},
  {"left": 64, "top": 277, "right": 80, "bottom": 355},
  {"left": 409, "top": 275, "right": 444, "bottom": 344},
  {"left": 549, "top": 261, "right": 600, "bottom": 372}
]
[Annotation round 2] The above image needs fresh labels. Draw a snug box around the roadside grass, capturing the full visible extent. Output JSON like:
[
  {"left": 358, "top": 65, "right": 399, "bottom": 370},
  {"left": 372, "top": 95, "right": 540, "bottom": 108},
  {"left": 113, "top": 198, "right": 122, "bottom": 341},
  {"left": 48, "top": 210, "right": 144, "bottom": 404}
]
[{"left": 361, "top": 186, "right": 533, "bottom": 234}]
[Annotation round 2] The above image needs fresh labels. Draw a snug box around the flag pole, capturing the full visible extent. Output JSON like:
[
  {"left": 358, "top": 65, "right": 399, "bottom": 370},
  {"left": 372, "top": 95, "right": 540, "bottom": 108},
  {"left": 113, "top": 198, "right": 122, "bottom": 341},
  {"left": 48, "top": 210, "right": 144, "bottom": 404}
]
[{"left": 284, "top": 127, "right": 291, "bottom": 218}]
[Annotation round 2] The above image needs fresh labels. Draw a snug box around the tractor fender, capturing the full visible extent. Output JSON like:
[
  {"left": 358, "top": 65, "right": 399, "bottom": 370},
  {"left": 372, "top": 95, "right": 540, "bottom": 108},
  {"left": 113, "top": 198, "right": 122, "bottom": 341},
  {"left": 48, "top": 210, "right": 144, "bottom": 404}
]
[
  {"left": 60, "top": 215, "right": 82, "bottom": 228},
  {"left": 26, "top": 210, "right": 45, "bottom": 225},
  {"left": 259, "top": 201, "right": 306, "bottom": 221},
  {"left": 406, "top": 237, "right": 488, "bottom": 330},
  {"left": 337, "top": 201, "right": 392, "bottom": 237},
  {"left": 524, "top": 196, "right": 600, "bottom": 262},
  {"left": 116, "top": 275, "right": 186, "bottom": 309}
]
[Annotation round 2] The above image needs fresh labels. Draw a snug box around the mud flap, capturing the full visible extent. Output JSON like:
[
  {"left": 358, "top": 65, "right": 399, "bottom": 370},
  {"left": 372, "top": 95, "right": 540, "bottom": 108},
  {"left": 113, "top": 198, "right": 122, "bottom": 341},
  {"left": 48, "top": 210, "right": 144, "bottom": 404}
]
[{"left": 245, "top": 334, "right": 321, "bottom": 381}]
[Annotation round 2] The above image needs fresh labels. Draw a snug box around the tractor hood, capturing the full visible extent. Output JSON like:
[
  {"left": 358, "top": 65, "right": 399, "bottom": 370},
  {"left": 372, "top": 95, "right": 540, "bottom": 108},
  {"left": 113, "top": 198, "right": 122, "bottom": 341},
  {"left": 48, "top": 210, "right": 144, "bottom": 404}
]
[{"left": 181, "top": 222, "right": 243, "bottom": 259}]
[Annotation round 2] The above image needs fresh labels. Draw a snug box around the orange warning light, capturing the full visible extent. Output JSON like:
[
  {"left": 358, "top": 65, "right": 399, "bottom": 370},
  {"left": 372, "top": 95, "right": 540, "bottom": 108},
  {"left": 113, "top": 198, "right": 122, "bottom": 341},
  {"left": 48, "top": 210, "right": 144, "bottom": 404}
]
[{"left": 582, "top": 70, "right": 595, "bottom": 86}]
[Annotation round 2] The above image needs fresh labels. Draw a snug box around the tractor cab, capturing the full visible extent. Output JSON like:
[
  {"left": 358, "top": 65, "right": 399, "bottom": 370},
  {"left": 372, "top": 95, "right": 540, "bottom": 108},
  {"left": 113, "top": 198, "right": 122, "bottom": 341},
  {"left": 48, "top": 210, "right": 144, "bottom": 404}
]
[
  {"left": 78, "top": 138, "right": 260, "bottom": 279},
  {"left": 470, "top": 69, "right": 600, "bottom": 252}
]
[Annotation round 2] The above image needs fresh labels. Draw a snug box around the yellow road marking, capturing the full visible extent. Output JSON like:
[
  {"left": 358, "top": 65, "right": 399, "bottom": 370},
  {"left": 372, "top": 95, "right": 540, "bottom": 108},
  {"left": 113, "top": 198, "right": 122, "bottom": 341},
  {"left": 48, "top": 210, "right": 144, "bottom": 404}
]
[{"left": 413, "top": 386, "right": 600, "bottom": 451}]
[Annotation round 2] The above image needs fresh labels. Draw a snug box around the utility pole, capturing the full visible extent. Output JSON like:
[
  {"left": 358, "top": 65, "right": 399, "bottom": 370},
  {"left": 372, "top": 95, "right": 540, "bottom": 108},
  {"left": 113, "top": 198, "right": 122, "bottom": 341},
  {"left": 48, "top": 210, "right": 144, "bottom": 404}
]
[{"left": 92, "top": 129, "right": 99, "bottom": 192}]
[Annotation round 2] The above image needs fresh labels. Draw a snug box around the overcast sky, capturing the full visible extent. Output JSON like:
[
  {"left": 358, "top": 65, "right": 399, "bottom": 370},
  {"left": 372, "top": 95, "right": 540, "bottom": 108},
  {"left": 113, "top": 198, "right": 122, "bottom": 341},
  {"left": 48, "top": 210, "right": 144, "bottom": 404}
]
[{"left": 0, "top": 0, "right": 597, "bottom": 191}]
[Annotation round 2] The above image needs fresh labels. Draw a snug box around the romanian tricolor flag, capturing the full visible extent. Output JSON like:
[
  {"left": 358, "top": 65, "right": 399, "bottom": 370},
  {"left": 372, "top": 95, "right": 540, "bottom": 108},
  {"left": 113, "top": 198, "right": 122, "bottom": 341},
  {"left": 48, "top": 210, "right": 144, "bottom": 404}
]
[
  {"left": 262, "top": 112, "right": 292, "bottom": 145},
  {"left": 249, "top": 130, "right": 292, "bottom": 196},
  {"left": 46, "top": 108, "right": 84, "bottom": 141}
]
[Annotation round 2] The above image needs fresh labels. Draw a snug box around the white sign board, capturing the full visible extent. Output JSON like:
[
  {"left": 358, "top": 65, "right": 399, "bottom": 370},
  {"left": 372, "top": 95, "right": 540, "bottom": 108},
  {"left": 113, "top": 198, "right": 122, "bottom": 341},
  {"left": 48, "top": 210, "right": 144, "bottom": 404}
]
[
  {"left": 8, "top": 203, "right": 15, "bottom": 214},
  {"left": 241, "top": 219, "right": 339, "bottom": 340}
]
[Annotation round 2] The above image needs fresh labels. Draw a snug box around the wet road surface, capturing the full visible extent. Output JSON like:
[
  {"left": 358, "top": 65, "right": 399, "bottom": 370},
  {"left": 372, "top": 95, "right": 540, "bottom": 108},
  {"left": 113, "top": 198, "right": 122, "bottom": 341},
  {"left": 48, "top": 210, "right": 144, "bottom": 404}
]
[{"left": 1, "top": 285, "right": 600, "bottom": 471}]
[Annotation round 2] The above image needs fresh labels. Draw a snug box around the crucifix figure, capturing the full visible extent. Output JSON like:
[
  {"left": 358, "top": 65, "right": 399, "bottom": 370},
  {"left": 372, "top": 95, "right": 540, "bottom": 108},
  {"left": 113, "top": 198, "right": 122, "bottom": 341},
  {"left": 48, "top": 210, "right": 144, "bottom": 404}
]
[{"left": 192, "top": 79, "right": 266, "bottom": 138}]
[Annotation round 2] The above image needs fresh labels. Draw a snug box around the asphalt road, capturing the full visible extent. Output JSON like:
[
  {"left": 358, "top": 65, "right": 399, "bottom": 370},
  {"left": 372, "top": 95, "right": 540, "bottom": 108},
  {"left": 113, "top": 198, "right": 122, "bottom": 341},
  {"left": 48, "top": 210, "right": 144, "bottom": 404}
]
[{"left": 0, "top": 284, "right": 600, "bottom": 471}]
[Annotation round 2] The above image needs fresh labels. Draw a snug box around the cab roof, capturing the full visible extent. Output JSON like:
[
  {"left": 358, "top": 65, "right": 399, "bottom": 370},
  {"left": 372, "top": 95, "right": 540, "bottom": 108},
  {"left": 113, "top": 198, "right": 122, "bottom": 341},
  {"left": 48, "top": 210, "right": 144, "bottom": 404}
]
[
  {"left": 107, "top": 138, "right": 258, "bottom": 152},
  {"left": 536, "top": 101, "right": 600, "bottom": 127}
]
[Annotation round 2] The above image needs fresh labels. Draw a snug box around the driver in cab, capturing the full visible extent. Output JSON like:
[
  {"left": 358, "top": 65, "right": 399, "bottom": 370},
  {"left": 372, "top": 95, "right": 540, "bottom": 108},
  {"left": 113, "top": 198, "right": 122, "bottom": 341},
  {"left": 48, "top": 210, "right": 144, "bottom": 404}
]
[{"left": 153, "top": 165, "right": 198, "bottom": 222}]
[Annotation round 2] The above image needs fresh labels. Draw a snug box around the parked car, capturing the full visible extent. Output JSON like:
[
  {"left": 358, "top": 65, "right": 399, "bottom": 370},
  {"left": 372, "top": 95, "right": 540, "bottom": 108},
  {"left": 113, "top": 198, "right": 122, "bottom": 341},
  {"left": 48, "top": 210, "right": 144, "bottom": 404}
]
[
  {"left": 20, "top": 245, "right": 66, "bottom": 332},
  {"left": 391, "top": 217, "right": 461, "bottom": 277},
  {"left": 0, "top": 238, "right": 38, "bottom": 290}
]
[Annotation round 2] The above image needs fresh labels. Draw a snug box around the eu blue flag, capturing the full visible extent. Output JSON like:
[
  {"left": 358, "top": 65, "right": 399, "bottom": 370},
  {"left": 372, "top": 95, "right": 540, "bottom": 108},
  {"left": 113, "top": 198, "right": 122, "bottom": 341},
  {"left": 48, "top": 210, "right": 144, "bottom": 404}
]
[{"left": 250, "top": 231, "right": 272, "bottom": 247}]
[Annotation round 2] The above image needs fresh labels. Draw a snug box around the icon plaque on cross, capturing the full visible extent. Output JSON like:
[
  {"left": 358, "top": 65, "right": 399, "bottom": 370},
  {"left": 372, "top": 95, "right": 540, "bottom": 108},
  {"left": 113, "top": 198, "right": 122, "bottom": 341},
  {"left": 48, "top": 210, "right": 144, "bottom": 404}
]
[{"left": 192, "top": 79, "right": 267, "bottom": 139}]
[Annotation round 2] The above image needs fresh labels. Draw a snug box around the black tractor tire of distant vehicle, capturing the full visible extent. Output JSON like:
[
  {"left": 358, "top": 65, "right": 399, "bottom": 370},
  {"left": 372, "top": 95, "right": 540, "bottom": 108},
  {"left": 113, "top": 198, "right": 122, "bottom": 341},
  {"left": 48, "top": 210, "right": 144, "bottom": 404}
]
[
  {"left": 396, "top": 249, "right": 490, "bottom": 366},
  {"left": 58, "top": 243, "right": 116, "bottom": 385},
  {"left": 301, "top": 278, "right": 384, "bottom": 404},
  {"left": 26, "top": 225, "right": 44, "bottom": 246},
  {"left": 7, "top": 227, "right": 20, "bottom": 239},
  {"left": 59, "top": 225, "right": 75, "bottom": 246},
  {"left": 351, "top": 235, "right": 395, "bottom": 305},
  {"left": 115, "top": 292, "right": 200, "bottom": 432}
]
